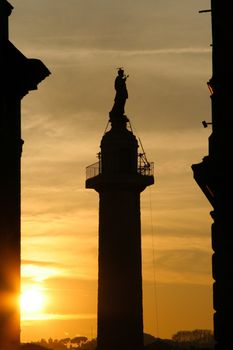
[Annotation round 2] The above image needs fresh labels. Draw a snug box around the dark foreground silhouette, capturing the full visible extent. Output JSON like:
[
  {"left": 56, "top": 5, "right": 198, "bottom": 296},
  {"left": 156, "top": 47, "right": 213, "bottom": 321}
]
[
  {"left": 0, "top": 1, "right": 50, "bottom": 348},
  {"left": 20, "top": 330, "right": 215, "bottom": 350}
]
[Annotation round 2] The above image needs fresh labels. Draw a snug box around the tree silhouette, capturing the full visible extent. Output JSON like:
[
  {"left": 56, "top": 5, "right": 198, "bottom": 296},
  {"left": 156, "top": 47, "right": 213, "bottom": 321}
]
[
  {"left": 172, "top": 329, "right": 214, "bottom": 348},
  {"left": 71, "top": 336, "right": 88, "bottom": 345},
  {"left": 59, "top": 338, "right": 70, "bottom": 345}
]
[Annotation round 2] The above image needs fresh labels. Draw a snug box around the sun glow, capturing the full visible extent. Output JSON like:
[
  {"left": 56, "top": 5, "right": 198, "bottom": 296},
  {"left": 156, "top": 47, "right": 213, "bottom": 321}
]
[{"left": 20, "top": 286, "right": 46, "bottom": 318}]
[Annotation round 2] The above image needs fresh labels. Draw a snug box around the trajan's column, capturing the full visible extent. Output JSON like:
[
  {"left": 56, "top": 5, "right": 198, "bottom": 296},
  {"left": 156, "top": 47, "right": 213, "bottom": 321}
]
[{"left": 86, "top": 69, "right": 154, "bottom": 350}]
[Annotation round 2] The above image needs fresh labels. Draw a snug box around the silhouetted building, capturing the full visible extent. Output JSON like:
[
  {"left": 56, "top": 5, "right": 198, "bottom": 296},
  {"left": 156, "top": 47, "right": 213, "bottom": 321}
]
[
  {"left": 0, "top": 1, "right": 50, "bottom": 349},
  {"left": 192, "top": 1, "right": 233, "bottom": 349},
  {"left": 86, "top": 69, "right": 154, "bottom": 350}
]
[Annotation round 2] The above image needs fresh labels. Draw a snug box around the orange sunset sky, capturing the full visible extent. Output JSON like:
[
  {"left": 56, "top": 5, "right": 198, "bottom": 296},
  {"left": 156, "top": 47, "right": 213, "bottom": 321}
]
[{"left": 10, "top": 0, "right": 213, "bottom": 342}]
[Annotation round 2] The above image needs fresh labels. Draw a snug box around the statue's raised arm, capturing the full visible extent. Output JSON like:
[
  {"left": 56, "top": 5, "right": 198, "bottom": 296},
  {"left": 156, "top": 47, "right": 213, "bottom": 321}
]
[{"left": 110, "top": 68, "right": 129, "bottom": 117}]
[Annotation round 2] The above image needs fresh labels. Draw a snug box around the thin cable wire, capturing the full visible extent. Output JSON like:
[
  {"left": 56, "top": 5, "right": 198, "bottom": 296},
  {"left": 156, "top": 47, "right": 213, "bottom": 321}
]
[
  {"left": 103, "top": 120, "right": 110, "bottom": 134},
  {"left": 148, "top": 186, "right": 160, "bottom": 338},
  {"left": 128, "top": 118, "right": 134, "bottom": 133},
  {"left": 129, "top": 117, "right": 159, "bottom": 334},
  {"left": 128, "top": 118, "right": 144, "bottom": 154}
]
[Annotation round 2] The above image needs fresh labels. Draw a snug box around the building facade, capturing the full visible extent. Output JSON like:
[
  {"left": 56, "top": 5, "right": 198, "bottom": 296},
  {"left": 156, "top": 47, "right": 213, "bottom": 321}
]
[
  {"left": 0, "top": 1, "right": 50, "bottom": 348},
  {"left": 192, "top": 1, "right": 233, "bottom": 349}
]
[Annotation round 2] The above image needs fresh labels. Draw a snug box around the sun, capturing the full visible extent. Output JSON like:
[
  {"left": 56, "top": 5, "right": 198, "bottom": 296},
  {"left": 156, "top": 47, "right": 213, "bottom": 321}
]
[{"left": 20, "top": 286, "right": 46, "bottom": 315}]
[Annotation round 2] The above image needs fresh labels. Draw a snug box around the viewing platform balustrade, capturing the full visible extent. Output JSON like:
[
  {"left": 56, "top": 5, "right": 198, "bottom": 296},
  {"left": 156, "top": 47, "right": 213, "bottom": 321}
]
[{"left": 86, "top": 157, "right": 154, "bottom": 180}]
